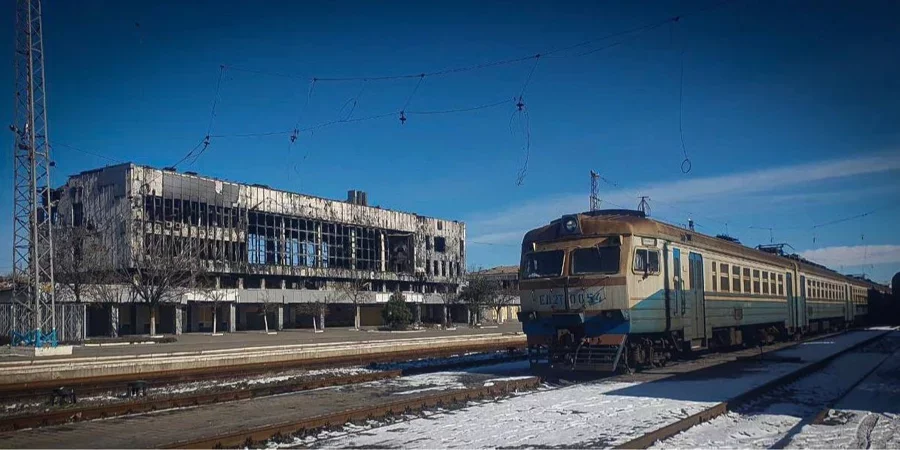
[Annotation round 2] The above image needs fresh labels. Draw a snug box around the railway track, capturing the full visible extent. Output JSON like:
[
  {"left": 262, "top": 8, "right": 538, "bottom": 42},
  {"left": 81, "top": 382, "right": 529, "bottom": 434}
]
[
  {"left": 0, "top": 329, "right": 879, "bottom": 449},
  {"left": 165, "top": 331, "right": 859, "bottom": 449},
  {"left": 0, "top": 340, "right": 523, "bottom": 403},
  {"left": 618, "top": 328, "right": 897, "bottom": 449},
  {"left": 165, "top": 376, "right": 542, "bottom": 449},
  {"left": 0, "top": 349, "right": 527, "bottom": 433}
]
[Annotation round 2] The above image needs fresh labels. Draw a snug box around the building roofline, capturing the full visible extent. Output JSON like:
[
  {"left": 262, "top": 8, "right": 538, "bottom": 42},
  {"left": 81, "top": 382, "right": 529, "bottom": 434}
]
[{"left": 69, "top": 163, "right": 464, "bottom": 225}]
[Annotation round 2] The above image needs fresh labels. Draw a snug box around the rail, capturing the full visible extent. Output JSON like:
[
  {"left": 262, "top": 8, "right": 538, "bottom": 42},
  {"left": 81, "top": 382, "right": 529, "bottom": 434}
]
[
  {"left": 164, "top": 377, "right": 542, "bottom": 449},
  {"left": 615, "top": 329, "right": 893, "bottom": 449}
]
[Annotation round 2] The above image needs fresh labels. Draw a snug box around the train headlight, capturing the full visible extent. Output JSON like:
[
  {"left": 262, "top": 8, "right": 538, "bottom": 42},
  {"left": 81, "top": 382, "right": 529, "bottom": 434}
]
[{"left": 564, "top": 218, "right": 577, "bottom": 233}]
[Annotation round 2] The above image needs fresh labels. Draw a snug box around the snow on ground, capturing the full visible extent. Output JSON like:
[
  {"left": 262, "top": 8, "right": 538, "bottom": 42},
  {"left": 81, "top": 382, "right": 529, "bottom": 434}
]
[
  {"left": 784, "top": 333, "right": 900, "bottom": 449},
  {"left": 653, "top": 334, "right": 900, "bottom": 449},
  {"left": 372, "top": 350, "right": 523, "bottom": 372},
  {"left": 295, "top": 330, "right": 888, "bottom": 449},
  {"left": 0, "top": 366, "right": 377, "bottom": 417}
]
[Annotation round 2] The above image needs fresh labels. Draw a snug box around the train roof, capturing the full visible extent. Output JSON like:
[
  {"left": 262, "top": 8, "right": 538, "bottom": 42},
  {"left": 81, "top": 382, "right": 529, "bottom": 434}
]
[{"left": 523, "top": 210, "right": 874, "bottom": 288}]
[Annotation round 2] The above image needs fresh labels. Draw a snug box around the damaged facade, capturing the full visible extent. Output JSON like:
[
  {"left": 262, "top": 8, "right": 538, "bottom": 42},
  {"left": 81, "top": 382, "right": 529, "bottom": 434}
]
[{"left": 51, "top": 163, "right": 467, "bottom": 336}]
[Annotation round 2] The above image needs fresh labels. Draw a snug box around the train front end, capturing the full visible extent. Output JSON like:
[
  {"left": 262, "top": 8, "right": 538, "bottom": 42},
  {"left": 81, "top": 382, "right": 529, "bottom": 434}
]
[{"left": 518, "top": 212, "right": 635, "bottom": 372}]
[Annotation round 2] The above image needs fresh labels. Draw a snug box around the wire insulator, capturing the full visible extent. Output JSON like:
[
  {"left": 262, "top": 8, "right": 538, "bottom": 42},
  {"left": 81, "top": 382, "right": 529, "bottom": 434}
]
[{"left": 399, "top": 111, "right": 407, "bottom": 125}]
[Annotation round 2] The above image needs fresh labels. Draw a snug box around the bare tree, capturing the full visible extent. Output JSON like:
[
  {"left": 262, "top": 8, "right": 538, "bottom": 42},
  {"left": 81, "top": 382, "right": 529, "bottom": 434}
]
[
  {"left": 258, "top": 289, "right": 280, "bottom": 334},
  {"left": 126, "top": 235, "right": 200, "bottom": 336},
  {"left": 53, "top": 225, "right": 108, "bottom": 303},
  {"left": 83, "top": 268, "right": 133, "bottom": 337},
  {"left": 297, "top": 291, "right": 332, "bottom": 331},
  {"left": 488, "top": 286, "right": 519, "bottom": 324},
  {"left": 196, "top": 276, "right": 230, "bottom": 335},
  {"left": 437, "top": 286, "right": 459, "bottom": 328},
  {"left": 460, "top": 267, "right": 498, "bottom": 326},
  {"left": 338, "top": 272, "right": 371, "bottom": 330}
]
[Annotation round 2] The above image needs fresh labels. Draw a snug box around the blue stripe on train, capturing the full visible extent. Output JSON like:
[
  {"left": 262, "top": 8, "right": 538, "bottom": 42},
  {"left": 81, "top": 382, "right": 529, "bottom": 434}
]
[{"left": 520, "top": 312, "right": 631, "bottom": 337}]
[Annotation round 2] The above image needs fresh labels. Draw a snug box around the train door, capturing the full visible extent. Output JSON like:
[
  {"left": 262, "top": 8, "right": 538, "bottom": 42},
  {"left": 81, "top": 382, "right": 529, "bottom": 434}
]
[
  {"left": 673, "top": 249, "right": 683, "bottom": 319},
  {"left": 799, "top": 275, "right": 808, "bottom": 328},
  {"left": 687, "top": 252, "right": 707, "bottom": 348},
  {"left": 845, "top": 285, "right": 853, "bottom": 323},
  {"left": 786, "top": 272, "right": 799, "bottom": 331}
]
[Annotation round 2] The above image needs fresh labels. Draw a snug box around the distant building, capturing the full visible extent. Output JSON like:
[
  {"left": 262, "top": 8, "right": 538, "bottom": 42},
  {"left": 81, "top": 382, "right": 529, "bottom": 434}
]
[
  {"left": 6, "top": 163, "right": 470, "bottom": 337},
  {"left": 470, "top": 265, "right": 521, "bottom": 323}
]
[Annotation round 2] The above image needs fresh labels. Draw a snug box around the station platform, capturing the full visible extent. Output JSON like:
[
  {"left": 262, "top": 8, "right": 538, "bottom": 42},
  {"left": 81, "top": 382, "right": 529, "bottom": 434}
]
[
  {"left": 15, "top": 322, "right": 521, "bottom": 359},
  {"left": 0, "top": 323, "right": 525, "bottom": 385}
]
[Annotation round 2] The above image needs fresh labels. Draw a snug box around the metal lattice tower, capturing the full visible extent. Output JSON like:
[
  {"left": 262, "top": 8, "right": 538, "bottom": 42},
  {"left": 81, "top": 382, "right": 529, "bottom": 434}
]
[
  {"left": 10, "top": 0, "right": 55, "bottom": 344},
  {"left": 589, "top": 170, "right": 601, "bottom": 211}
]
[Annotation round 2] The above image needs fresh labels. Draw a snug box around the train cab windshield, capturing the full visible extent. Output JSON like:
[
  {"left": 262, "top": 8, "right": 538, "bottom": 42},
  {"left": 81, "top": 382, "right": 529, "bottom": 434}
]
[
  {"left": 522, "top": 250, "right": 564, "bottom": 279},
  {"left": 571, "top": 246, "right": 620, "bottom": 274}
]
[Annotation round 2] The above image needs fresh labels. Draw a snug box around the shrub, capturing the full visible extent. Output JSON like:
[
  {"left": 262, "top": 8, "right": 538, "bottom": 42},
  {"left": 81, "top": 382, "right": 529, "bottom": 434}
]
[{"left": 382, "top": 291, "right": 412, "bottom": 330}]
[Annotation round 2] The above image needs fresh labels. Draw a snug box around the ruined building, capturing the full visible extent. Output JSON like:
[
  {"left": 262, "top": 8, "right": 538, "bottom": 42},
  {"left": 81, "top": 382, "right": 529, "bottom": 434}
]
[{"left": 49, "top": 163, "right": 467, "bottom": 336}]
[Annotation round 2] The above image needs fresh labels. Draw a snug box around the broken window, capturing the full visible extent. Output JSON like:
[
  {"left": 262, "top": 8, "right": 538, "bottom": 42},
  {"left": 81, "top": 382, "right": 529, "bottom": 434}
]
[{"left": 434, "top": 236, "right": 446, "bottom": 253}]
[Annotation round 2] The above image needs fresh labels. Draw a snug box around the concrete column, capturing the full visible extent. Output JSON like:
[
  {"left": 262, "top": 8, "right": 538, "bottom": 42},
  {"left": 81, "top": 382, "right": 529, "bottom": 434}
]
[
  {"left": 228, "top": 303, "right": 237, "bottom": 332},
  {"left": 319, "top": 308, "right": 326, "bottom": 331},
  {"left": 238, "top": 277, "right": 244, "bottom": 289},
  {"left": 442, "top": 305, "right": 449, "bottom": 327},
  {"left": 379, "top": 232, "right": 386, "bottom": 272},
  {"left": 466, "top": 309, "right": 471, "bottom": 326},
  {"left": 414, "top": 303, "right": 421, "bottom": 325},
  {"left": 175, "top": 306, "right": 184, "bottom": 335},
  {"left": 277, "top": 305, "right": 284, "bottom": 331},
  {"left": 109, "top": 304, "right": 120, "bottom": 338}
]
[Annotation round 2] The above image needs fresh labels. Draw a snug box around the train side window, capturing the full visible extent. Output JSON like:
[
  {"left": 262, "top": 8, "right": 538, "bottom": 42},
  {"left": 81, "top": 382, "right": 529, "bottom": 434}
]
[
  {"left": 752, "top": 270, "right": 760, "bottom": 293},
  {"left": 732, "top": 265, "right": 741, "bottom": 292},
  {"left": 762, "top": 272, "right": 770, "bottom": 294},
  {"left": 633, "top": 249, "right": 660, "bottom": 275},
  {"left": 743, "top": 268, "right": 751, "bottom": 293},
  {"left": 719, "top": 263, "right": 730, "bottom": 292},
  {"left": 711, "top": 262, "right": 717, "bottom": 291},
  {"left": 778, "top": 274, "right": 784, "bottom": 296}
]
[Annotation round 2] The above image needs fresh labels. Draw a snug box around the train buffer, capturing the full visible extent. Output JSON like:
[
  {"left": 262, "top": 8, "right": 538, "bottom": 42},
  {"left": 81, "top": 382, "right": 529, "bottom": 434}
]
[
  {"left": 573, "top": 334, "right": 627, "bottom": 372},
  {"left": 127, "top": 380, "right": 149, "bottom": 397},
  {"left": 50, "top": 387, "right": 76, "bottom": 405}
]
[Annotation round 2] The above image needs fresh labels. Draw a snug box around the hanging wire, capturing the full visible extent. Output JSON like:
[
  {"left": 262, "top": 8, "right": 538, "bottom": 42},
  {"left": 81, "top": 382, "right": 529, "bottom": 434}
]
[
  {"left": 399, "top": 74, "right": 426, "bottom": 124},
  {"left": 172, "top": 65, "right": 227, "bottom": 168},
  {"left": 290, "top": 78, "right": 318, "bottom": 176},
  {"left": 53, "top": 142, "right": 124, "bottom": 165},
  {"left": 510, "top": 106, "right": 532, "bottom": 186},
  {"left": 221, "top": 1, "right": 743, "bottom": 84},
  {"left": 407, "top": 98, "right": 511, "bottom": 115},
  {"left": 675, "top": 18, "right": 692, "bottom": 174},
  {"left": 338, "top": 80, "right": 368, "bottom": 121},
  {"left": 511, "top": 56, "right": 541, "bottom": 186}
]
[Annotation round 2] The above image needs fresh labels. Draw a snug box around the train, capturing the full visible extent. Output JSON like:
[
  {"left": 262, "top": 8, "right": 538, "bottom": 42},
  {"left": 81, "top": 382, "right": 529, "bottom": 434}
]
[{"left": 516, "top": 209, "right": 891, "bottom": 372}]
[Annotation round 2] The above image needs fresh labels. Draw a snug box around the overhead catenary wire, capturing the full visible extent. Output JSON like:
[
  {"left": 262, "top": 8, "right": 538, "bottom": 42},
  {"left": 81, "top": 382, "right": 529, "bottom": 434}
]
[
  {"left": 53, "top": 142, "right": 124, "bottom": 165},
  {"left": 198, "top": 0, "right": 746, "bottom": 184},
  {"left": 220, "top": 0, "right": 742, "bottom": 84}
]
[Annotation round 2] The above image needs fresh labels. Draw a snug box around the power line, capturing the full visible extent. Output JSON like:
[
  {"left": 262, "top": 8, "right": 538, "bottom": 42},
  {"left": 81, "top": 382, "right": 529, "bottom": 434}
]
[
  {"left": 222, "top": 1, "right": 742, "bottom": 84},
  {"left": 53, "top": 142, "right": 124, "bottom": 164}
]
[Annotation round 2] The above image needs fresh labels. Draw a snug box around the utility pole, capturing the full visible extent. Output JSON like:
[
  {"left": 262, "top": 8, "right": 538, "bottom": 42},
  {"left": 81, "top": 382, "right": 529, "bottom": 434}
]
[
  {"left": 637, "top": 196, "right": 651, "bottom": 217},
  {"left": 10, "top": 0, "right": 56, "bottom": 347},
  {"left": 589, "top": 170, "right": 601, "bottom": 211}
]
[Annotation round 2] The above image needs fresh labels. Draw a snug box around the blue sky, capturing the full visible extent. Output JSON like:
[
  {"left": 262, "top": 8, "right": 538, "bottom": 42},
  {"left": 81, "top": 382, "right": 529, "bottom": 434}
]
[{"left": 0, "top": 0, "right": 898, "bottom": 284}]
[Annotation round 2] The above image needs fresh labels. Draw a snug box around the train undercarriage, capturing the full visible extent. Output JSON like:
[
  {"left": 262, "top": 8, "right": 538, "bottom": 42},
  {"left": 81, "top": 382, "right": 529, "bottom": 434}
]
[{"left": 527, "top": 319, "right": 851, "bottom": 374}]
